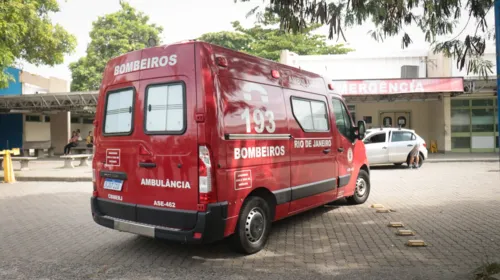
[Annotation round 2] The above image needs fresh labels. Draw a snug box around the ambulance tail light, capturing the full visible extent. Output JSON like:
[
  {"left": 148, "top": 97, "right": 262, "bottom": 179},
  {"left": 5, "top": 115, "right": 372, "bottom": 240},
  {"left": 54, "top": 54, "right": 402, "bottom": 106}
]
[{"left": 198, "top": 145, "right": 216, "bottom": 206}]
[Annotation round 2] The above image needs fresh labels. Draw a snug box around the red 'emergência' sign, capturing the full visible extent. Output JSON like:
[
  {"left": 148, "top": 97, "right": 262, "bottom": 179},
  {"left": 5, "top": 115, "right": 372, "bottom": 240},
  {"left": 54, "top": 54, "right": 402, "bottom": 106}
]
[{"left": 331, "top": 78, "right": 464, "bottom": 95}]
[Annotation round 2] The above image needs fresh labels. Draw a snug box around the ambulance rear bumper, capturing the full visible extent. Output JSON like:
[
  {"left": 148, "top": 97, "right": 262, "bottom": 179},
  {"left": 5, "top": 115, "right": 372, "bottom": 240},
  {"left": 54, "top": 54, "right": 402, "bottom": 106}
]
[{"left": 90, "top": 197, "right": 228, "bottom": 244}]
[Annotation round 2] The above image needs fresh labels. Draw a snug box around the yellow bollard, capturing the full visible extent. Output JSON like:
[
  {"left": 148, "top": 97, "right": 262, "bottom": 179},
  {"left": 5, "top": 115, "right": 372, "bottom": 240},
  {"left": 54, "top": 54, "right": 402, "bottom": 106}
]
[
  {"left": 430, "top": 140, "right": 438, "bottom": 153},
  {"left": 1, "top": 148, "right": 20, "bottom": 183}
]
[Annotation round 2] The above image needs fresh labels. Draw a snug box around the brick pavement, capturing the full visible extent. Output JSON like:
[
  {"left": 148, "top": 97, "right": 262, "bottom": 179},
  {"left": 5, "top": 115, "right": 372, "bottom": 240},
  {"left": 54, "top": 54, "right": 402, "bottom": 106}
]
[{"left": 0, "top": 162, "right": 499, "bottom": 279}]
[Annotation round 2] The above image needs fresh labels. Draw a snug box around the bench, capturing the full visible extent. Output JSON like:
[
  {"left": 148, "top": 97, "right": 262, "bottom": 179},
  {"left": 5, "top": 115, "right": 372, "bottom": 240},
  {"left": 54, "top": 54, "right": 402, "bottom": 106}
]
[
  {"left": 22, "top": 140, "right": 52, "bottom": 157},
  {"left": 70, "top": 141, "right": 94, "bottom": 155},
  {"left": 0, "top": 156, "right": 38, "bottom": 171},
  {"left": 60, "top": 154, "right": 92, "bottom": 169}
]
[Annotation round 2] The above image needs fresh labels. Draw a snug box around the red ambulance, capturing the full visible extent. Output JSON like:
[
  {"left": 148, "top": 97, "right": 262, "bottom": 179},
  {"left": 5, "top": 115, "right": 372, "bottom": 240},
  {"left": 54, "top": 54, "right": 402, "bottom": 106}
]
[{"left": 91, "top": 41, "right": 370, "bottom": 254}]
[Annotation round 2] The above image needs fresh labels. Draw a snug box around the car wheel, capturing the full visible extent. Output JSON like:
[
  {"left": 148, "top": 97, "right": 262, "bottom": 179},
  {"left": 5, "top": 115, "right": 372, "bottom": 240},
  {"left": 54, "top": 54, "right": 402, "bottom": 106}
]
[
  {"left": 231, "top": 196, "right": 272, "bottom": 254},
  {"left": 346, "top": 170, "right": 370, "bottom": 205}
]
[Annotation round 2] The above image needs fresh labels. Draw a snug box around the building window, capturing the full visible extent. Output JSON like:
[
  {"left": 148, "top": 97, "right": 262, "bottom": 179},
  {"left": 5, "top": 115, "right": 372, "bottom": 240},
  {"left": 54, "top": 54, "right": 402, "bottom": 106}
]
[
  {"left": 383, "top": 117, "right": 392, "bottom": 127},
  {"left": 104, "top": 88, "right": 134, "bottom": 135},
  {"left": 145, "top": 83, "right": 185, "bottom": 134},
  {"left": 44, "top": 116, "right": 50, "bottom": 122},
  {"left": 71, "top": 117, "right": 80, "bottom": 124},
  {"left": 471, "top": 108, "right": 494, "bottom": 132},
  {"left": 451, "top": 100, "right": 470, "bottom": 107},
  {"left": 452, "top": 137, "right": 471, "bottom": 149},
  {"left": 291, "top": 97, "right": 329, "bottom": 132},
  {"left": 83, "top": 118, "right": 94, "bottom": 124},
  {"left": 451, "top": 109, "right": 470, "bottom": 133},
  {"left": 25, "top": 115, "right": 41, "bottom": 122},
  {"left": 471, "top": 99, "right": 494, "bottom": 107}
]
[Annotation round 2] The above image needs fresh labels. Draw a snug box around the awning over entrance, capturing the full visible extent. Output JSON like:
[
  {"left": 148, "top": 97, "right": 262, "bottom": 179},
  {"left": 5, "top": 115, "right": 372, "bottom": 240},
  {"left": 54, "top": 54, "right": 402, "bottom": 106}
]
[
  {"left": 330, "top": 77, "right": 464, "bottom": 102},
  {"left": 0, "top": 91, "right": 98, "bottom": 114}
]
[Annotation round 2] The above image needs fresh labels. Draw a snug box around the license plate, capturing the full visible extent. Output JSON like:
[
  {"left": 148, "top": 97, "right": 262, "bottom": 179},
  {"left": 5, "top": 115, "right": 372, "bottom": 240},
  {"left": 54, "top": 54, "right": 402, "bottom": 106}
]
[{"left": 103, "top": 178, "right": 123, "bottom": 191}]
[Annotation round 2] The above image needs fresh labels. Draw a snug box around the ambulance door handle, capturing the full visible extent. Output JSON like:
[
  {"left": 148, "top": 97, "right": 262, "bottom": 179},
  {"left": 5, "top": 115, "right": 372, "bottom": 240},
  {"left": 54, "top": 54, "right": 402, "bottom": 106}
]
[
  {"left": 337, "top": 147, "right": 344, "bottom": 153},
  {"left": 139, "top": 162, "right": 156, "bottom": 168},
  {"left": 407, "top": 144, "right": 413, "bottom": 147},
  {"left": 323, "top": 148, "right": 331, "bottom": 154}
]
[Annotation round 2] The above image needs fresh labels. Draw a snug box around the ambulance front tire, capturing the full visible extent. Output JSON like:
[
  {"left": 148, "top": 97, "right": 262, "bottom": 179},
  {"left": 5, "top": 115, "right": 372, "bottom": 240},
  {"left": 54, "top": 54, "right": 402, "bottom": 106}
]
[
  {"left": 231, "top": 196, "right": 272, "bottom": 255},
  {"left": 346, "top": 169, "right": 370, "bottom": 205}
]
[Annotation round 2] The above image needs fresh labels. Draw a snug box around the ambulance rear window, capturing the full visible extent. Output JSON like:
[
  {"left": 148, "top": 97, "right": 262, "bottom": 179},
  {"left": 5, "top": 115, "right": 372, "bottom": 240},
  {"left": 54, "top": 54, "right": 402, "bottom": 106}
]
[
  {"left": 103, "top": 88, "right": 134, "bottom": 135},
  {"left": 144, "top": 82, "right": 186, "bottom": 134}
]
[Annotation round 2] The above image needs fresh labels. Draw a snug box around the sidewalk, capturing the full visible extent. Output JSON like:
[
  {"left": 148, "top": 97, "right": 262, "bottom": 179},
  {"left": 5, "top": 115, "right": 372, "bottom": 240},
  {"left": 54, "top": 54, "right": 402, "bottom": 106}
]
[
  {"left": 0, "top": 159, "right": 92, "bottom": 182},
  {"left": 426, "top": 152, "right": 499, "bottom": 163},
  {"left": 1, "top": 153, "right": 499, "bottom": 182}
]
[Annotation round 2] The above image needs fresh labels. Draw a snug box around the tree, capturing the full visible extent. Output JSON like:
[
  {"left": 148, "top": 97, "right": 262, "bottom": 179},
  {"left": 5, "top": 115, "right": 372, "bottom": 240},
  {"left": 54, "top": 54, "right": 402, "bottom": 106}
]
[
  {"left": 236, "top": 0, "right": 495, "bottom": 78},
  {"left": 69, "top": 1, "right": 163, "bottom": 91},
  {"left": 198, "top": 13, "right": 353, "bottom": 62},
  {"left": 0, "top": 0, "right": 76, "bottom": 89}
]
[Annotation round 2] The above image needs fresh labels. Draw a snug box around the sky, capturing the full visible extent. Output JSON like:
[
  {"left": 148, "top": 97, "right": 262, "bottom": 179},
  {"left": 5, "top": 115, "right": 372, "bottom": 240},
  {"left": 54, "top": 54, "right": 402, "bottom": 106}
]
[{"left": 18, "top": 0, "right": 497, "bottom": 83}]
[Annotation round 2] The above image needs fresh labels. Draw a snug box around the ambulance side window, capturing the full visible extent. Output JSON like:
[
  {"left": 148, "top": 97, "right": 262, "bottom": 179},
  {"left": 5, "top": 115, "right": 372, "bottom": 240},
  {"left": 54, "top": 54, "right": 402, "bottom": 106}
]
[
  {"left": 291, "top": 97, "right": 329, "bottom": 132},
  {"left": 144, "top": 82, "right": 186, "bottom": 134},
  {"left": 103, "top": 88, "right": 134, "bottom": 135}
]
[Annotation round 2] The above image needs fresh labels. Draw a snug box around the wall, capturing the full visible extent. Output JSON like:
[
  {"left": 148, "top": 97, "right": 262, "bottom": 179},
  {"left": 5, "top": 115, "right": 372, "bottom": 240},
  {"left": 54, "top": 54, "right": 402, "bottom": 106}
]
[
  {"left": 280, "top": 49, "right": 429, "bottom": 79},
  {"left": 427, "top": 96, "right": 447, "bottom": 152},
  {"left": 24, "top": 117, "right": 51, "bottom": 142},
  {"left": 0, "top": 67, "right": 22, "bottom": 96},
  {"left": 352, "top": 101, "right": 433, "bottom": 144},
  {"left": 50, "top": 112, "right": 70, "bottom": 154},
  {"left": 20, "top": 71, "right": 68, "bottom": 94},
  {"left": 427, "top": 52, "right": 452, "bottom": 78}
]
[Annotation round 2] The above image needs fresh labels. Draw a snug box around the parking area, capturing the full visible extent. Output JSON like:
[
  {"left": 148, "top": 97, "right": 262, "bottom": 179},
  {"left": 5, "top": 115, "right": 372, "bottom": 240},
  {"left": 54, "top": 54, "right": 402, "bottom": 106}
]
[{"left": 0, "top": 161, "right": 499, "bottom": 280}]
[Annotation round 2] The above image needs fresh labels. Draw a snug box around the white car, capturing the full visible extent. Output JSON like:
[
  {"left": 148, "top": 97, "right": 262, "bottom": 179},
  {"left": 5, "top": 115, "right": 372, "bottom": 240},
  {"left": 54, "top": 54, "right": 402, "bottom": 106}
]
[{"left": 362, "top": 128, "right": 428, "bottom": 167}]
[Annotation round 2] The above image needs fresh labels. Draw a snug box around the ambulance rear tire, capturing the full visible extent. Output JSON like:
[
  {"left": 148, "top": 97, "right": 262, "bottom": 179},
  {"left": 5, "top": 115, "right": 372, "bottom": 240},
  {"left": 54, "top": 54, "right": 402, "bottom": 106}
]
[
  {"left": 346, "top": 170, "right": 370, "bottom": 205},
  {"left": 231, "top": 196, "right": 272, "bottom": 255}
]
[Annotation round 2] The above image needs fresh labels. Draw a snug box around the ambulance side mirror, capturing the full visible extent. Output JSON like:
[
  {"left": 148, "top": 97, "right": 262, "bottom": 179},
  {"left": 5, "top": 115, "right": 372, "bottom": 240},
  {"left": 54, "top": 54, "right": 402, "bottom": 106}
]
[{"left": 356, "top": 120, "right": 366, "bottom": 140}]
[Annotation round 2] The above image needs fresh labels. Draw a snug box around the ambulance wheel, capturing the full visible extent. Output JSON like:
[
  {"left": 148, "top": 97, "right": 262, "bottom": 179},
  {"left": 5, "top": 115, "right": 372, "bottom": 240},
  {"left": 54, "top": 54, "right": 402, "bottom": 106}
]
[
  {"left": 346, "top": 170, "right": 370, "bottom": 205},
  {"left": 231, "top": 196, "right": 272, "bottom": 255}
]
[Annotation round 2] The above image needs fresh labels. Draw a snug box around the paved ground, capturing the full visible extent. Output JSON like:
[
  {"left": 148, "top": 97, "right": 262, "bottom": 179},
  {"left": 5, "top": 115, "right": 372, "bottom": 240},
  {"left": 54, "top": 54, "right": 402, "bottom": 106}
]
[{"left": 0, "top": 162, "right": 499, "bottom": 279}]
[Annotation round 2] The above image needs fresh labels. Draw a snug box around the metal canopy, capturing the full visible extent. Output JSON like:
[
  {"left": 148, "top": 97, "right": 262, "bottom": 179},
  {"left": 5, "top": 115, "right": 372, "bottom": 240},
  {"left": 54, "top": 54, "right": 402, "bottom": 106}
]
[{"left": 0, "top": 91, "right": 98, "bottom": 114}]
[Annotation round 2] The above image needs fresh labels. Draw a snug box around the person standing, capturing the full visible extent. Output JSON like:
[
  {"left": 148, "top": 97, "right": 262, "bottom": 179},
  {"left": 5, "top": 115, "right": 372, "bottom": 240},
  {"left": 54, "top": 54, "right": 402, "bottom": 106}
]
[{"left": 408, "top": 138, "right": 422, "bottom": 169}]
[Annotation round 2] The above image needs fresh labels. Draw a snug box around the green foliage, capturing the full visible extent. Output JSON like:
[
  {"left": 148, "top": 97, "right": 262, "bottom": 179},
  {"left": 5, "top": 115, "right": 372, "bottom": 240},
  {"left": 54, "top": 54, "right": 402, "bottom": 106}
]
[
  {"left": 0, "top": 0, "right": 76, "bottom": 89},
  {"left": 198, "top": 13, "right": 353, "bottom": 62},
  {"left": 69, "top": 1, "right": 163, "bottom": 91},
  {"left": 236, "top": 0, "right": 495, "bottom": 79}
]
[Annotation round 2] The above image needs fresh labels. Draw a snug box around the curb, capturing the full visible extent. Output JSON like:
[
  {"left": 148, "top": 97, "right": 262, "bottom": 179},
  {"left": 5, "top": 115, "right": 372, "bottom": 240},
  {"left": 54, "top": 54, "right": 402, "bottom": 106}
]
[
  {"left": 426, "top": 159, "right": 499, "bottom": 163},
  {"left": 1, "top": 176, "right": 91, "bottom": 182}
]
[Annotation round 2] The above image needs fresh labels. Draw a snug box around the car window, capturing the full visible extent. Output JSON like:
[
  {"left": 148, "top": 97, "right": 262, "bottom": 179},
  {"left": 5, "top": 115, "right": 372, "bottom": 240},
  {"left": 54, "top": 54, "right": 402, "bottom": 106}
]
[
  {"left": 391, "top": 131, "right": 414, "bottom": 142},
  {"left": 366, "top": 133, "right": 386, "bottom": 144},
  {"left": 331, "top": 98, "right": 353, "bottom": 139}
]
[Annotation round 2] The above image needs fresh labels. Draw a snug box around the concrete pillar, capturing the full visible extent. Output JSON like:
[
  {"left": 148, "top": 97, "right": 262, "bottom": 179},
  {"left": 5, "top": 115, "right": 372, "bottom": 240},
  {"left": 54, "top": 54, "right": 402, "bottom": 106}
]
[
  {"left": 50, "top": 111, "right": 70, "bottom": 155},
  {"left": 443, "top": 94, "right": 452, "bottom": 152}
]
